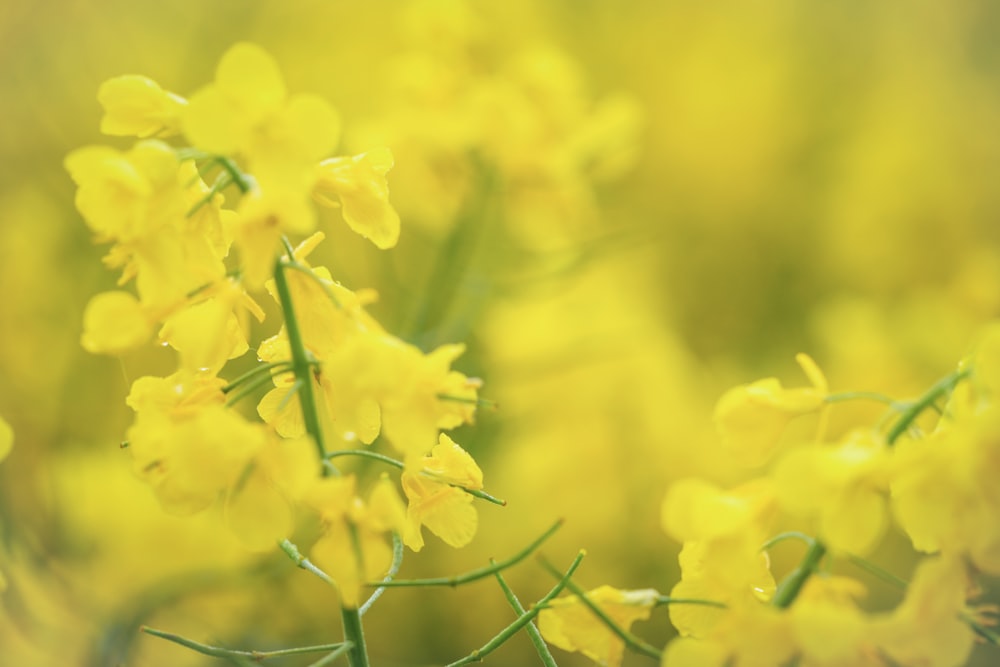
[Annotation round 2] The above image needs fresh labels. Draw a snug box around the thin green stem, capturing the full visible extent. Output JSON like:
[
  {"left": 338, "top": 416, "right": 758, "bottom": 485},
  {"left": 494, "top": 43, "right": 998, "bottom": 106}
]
[
  {"left": 305, "top": 643, "right": 355, "bottom": 667},
  {"left": 279, "top": 539, "right": 336, "bottom": 587},
  {"left": 222, "top": 361, "right": 295, "bottom": 394},
  {"left": 772, "top": 539, "right": 827, "bottom": 609},
  {"left": 844, "top": 553, "right": 908, "bottom": 590},
  {"left": 760, "top": 531, "right": 815, "bottom": 552},
  {"left": 964, "top": 613, "right": 1000, "bottom": 645},
  {"left": 360, "top": 533, "right": 404, "bottom": 616},
  {"left": 273, "top": 257, "right": 333, "bottom": 470},
  {"left": 340, "top": 607, "right": 369, "bottom": 667},
  {"left": 328, "top": 448, "right": 404, "bottom": 469},
  {"left": 326, "top": 449, "right": 506, "bottom": 506},
  {"left": 438, "top": 394, "right": 499, "bottom": 410},
  {"left": 370, "top": 520, "right": 562, "bottom": 588},
  {"left": 654, "top": 596, "right": 727, "bottom": 609},
  {"left": 537, "top": 558, "right": 662, "bottom": 661},
  {"left": 406, "top": 159, "right": 496, "bottom": 347},
  {"left": 493, "top": 565, "right": 558, "bottom": 667},
  {"left": 887, "top": 368, "right": 971, "bottom": 444},
  {"left": 225, "top": 369, "right": 295, "bottom": 408},
  {"left": 444, "top": 551, "right": 585, "bottom": 667},
  {"left": 824, "top": 391, "right": 899, "bottom": 407},
  {"left": 141, "top": 626, "right": 348, "bottom": 661},
  {"left": 217, "top": 156, "right": 253, "bottom": 193},
  {"left": 187, "top": 171, "right": 233, "bottom": 217}
]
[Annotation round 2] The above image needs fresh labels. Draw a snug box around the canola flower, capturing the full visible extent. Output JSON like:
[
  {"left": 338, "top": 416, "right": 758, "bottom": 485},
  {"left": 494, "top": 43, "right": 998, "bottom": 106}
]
[
  {"left": 62, "top": 32, "right": 1000, "bottom": 667},
  {"left": 66, "top": 41, "right": 593, "bottom": 667},
  {"left": 535, "top": 340, "right": 1000, "bottom": 667}
]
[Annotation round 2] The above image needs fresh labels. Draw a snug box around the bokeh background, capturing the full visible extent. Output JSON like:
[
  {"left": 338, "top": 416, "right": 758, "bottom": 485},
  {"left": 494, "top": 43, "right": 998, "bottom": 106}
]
[{"left": 3, "top": 0, "right": 1000, "bottom": 665}]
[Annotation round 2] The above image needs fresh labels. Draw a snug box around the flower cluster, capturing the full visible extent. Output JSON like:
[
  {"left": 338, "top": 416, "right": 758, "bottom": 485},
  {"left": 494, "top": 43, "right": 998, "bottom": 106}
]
[
  {"left": 538, "top": 332, "right": 1000, "bottom": 667},
  {"left": 67, "top": 43, "right": 491, "bottom": 613}
]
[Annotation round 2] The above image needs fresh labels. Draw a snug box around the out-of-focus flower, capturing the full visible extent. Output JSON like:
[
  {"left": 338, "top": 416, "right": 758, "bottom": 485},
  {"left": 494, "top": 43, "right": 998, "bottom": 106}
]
[
  {"left": 772, "top": 431, "right": 889, "bottom": 554},
  {"left": 538, "top": 585, "right": 657, "bottom": 667},
  {"left": 871, "top": 556, "right": 975, "bottom": 667},
  {"left": 714, "top": 353, "right": 828, "bottom": 467},
  {"left": 306, "top": 475, "right": 406, "bottom": 608},
  {"left": 98, "top": 75, "right": 187, "bottom": 138}
]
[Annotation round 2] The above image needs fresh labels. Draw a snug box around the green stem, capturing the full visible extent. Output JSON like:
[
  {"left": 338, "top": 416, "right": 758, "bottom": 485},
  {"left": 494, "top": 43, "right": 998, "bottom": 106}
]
[
  {"left": 326, "top": 449, "right": 506, "bottom": 506},
  {"left": 222, "top": 360, "right": 295, "bottom": 394},
  {"left": 445, "top": 551, "right": 586, "bottom": 667},
  {"left": 886, "top": 368, "right": 971, "bottom": 445},
  {"left": 217, "top": 156, "right": 253, "bottom": 193},
  {"left": 772, "top": 539, "right": 827, "bottom": 609},
  {"left": 279, "top": 539, "right": 336, "bottom": 587},
  {"left": 406, "top": 159, "right": 496, "bottom": 347},
  {"left": 654, "top": 596, "right": 727, "bottom": 609},
  {"left": 187, "top": 170, "right": 233, "bottom": 217},
  {"left": 340, "top": 607, "right": 369, "bottom": 667},
  {"left": 273, "top": 257, "right": 333, "bottom": 470},
  {"left": 370, "top": 520, "right": 562, "bottom": 588},
  {"left": 225, "top": 369, "right": 296, "bottom": 407},
  {"left": 359, "top": 533, "right": 404, "bottom": 616},
  {"left": 305, "top": 643, "right": 355, "bottom": 667},
  {"left": 824, "top": 391, "right": 899, "bottom": 407},
  {"left": 537, "top": 558, "right": 662, "bottom": 660},
  {"left": 141, "top": 626, "right": 348, "bottom": 661},
  {"left": 760, "top": 531, "right": 815, "bottom": 552},
  {"left": 493, "top": 566, "right": 558, "bottom": 667},
  {"left": 844, "top": 553, "right": 908, "bottom": 590}
]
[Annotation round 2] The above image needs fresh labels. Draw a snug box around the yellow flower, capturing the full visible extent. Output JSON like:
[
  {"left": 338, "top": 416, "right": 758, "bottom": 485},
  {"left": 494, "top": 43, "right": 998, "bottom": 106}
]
[
  {"left": 125, "top": 371, "right": 266, "bottom": 515},
  {"left": 662, "top": 479, "right": 776, "bottom": 638},
  {"left": 714, "top": 353, "right": 828, "bottom": 467},
  {"left": 772, "top": 432, "right": 889, "bottom": 554},
  {"left": 97, "top": 75, "right": 187, "bottom": 138},
  {"left": 400, "top": 435, "right": 482, "bottom": 551},
  {"left": 664, "top": 603, "right": 794, "bottom": 667},
  {"left": 538, "top": 585, "right": 658, "bottom": 667},
  {"left": 0, "top": 414, "right": 12, "bottom": 464},
  {"left": 80, "top": 290, "right": 153, "bottom": 355},
  {"left": 224, "top": 435, "right": 319, "bottom": 552},
  {"left": 871, "top": 556, "right": 975, "bottom": 667},
  {"left": 157, "top": 297, "right": 249, "bottom": 373},
  {"left": 314, "top": 148, "right": 401, "bottom": 249},
  {"left": 305, "top": 475, "right": 406, "bottom": 608},
  {"left": 65, "top": 140, "right": 186, "bottom": 242},
  {"left": 790, "top": 576, "right": 870, "bottom": 666},
  {"left": 183, "top": 42, "right": 338, "bottom": 160}
]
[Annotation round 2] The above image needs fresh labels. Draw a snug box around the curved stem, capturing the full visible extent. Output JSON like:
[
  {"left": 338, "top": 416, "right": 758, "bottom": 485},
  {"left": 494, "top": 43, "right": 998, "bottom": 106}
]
[
  {"left": 772, "top": 539, "right": 826, "bottom": 608},
  {"left": 360, "top": 533, "right": 404, "bottom": 616},
  {"left": 370, "top": 520, "right": 562, "bottom": 588},
  {"left": 326, "top": 449, "right": 507, "bottom": 505},
  {"left": 141, "top": 627, "right": 348, "bottom": 661}
]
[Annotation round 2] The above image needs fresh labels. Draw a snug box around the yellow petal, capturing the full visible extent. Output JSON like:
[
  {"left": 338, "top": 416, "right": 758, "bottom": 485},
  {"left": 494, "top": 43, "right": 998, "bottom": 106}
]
[
  {"left": 215, "top": 42, "right": 286, "bottom": 121},
  {"left": 80, "top": 291, "right": 152, "bottom": 355},
  {"left": 0, "top": 415, "right": 12, "bottom": 463},
  {"left": 98, "top": 75, "right": 186, "bottom": 138},
  {"left": 314, "top": 148, "right": 400, "bottom": 249}
]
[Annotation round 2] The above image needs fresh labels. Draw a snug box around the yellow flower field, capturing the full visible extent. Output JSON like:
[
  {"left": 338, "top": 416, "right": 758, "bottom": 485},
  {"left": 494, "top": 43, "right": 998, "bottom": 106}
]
[{"left": 2, "top": 1, "right": 1000, "bottom": 665}]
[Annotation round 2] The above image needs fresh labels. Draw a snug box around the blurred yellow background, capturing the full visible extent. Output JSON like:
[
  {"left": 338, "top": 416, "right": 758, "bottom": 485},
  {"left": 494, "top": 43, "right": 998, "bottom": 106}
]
[{"left": 2, "top": 0, "right": 1000, "bottom": 665}]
